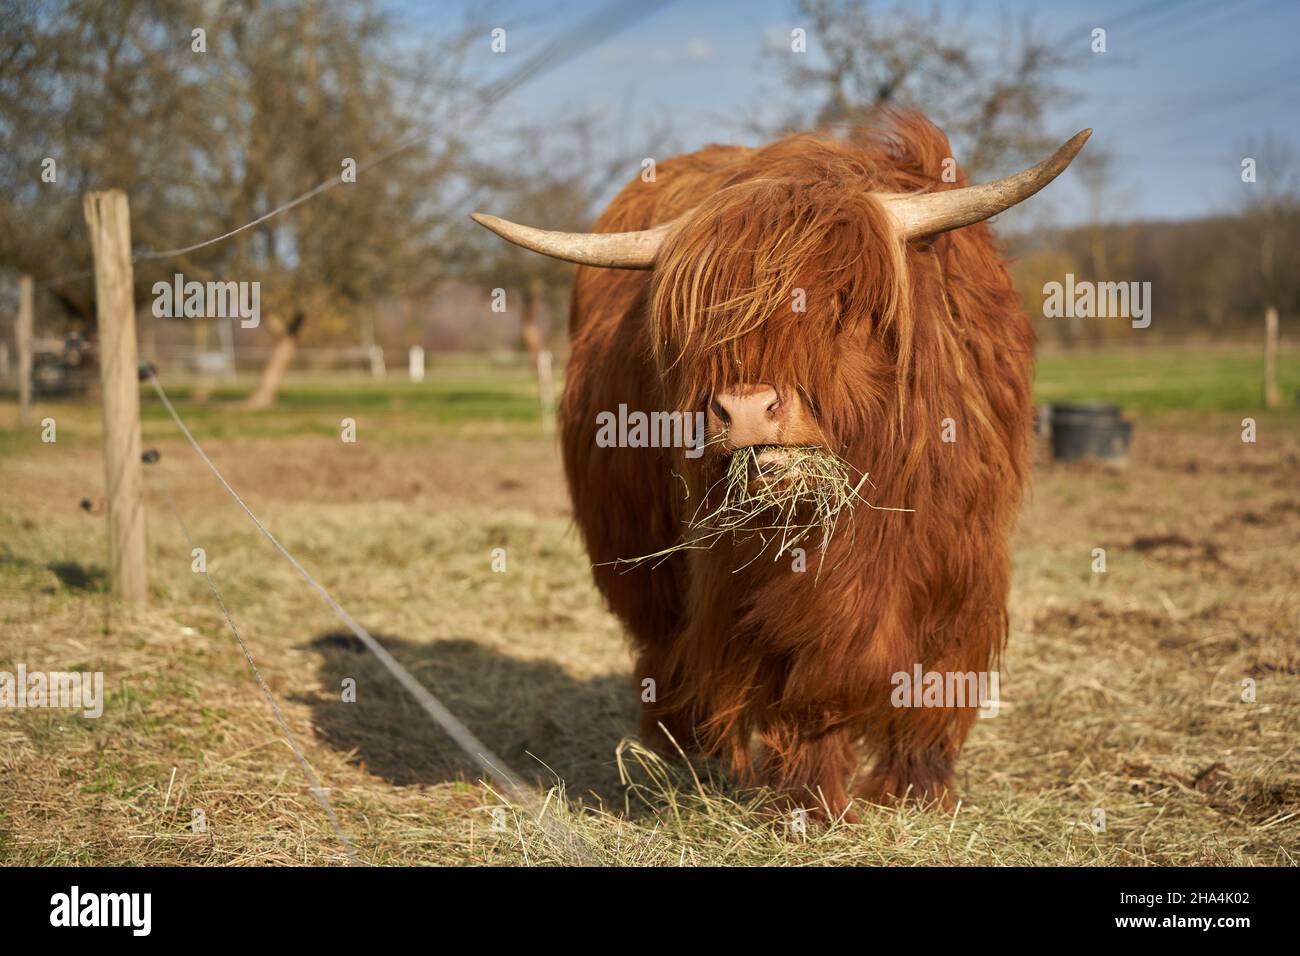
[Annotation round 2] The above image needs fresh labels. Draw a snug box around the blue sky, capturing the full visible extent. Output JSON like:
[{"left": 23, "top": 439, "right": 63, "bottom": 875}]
[{"left": 387, "top": 0, "right": 1300, "bottom": 226}]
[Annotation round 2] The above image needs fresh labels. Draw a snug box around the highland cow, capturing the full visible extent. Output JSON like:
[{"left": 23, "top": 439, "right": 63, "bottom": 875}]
[{"left": 474, "top": 112, "right": 1090, "bottom": 820}]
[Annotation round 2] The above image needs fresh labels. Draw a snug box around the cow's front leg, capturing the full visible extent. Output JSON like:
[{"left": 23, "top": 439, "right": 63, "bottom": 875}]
[
  {"left": 855, "top": 708, "right": 974, "bottom": 810},
  {"left": 755, "top": 722, "right": 859, "bottom": 823},
  {"left": 633, "top": 648, "right": 708, "bottom": 755}
]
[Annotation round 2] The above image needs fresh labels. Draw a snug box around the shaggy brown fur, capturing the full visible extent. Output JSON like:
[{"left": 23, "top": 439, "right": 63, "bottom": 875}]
[{"left": 560, "top": 111, "right": 1035, "bottom": 820}]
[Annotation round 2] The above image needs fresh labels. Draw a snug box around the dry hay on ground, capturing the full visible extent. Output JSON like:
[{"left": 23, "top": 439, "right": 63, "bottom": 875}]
[{"left": 0, "top": 405, "right": 1296, "bottom": 865}]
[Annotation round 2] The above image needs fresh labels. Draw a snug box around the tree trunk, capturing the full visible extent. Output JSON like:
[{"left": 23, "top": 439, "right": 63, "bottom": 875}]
[
  {"left": 16, "top": 274, "right": 33, "bottom": 426},
  {"left": 244, "top": 311, "right": 305, "bottom": 409}
]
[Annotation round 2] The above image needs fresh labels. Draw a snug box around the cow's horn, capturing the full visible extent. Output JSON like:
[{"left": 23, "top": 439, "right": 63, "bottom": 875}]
[
  {"left": 471, "top": 129, "right": 1090, "bottom": 264},
  {"left": 469, "top": 212, "right": 676, "bottom": 269},
  {"left": 877, "top": 129, "right": 1092, "bottom": 240}
]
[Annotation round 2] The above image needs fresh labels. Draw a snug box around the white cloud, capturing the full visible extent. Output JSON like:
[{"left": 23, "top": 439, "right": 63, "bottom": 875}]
[{"left": 685, "top": 37, "right": 713, "bottom": 61}]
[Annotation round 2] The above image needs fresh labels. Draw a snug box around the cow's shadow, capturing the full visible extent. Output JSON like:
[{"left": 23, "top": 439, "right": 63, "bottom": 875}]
[{"left": 297, "top": 632, "right": 642, "bottom": 805}]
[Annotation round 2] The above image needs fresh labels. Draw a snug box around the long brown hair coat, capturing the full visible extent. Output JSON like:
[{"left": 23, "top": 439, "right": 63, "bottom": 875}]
[{"left": 560, "top": 112, "right": 1034, "bottom": 818}]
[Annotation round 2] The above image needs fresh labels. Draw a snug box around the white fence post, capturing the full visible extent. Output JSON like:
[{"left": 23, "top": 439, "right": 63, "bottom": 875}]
[
  {"left": 1264, "top": 306, "right": 1280, "bottom": 409},
  {"left": 537, "top": 348, "right": 555, "bottom": 433}
]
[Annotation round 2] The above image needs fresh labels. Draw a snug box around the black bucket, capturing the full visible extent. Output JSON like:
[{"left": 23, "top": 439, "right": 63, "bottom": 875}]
[{"left": 1048, "top": 402, "right": 1133, "bottom": 462}]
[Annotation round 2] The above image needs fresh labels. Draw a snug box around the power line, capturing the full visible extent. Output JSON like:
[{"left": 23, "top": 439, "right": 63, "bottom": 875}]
[
  {"left": 1050, "top": 0, "right": 1208, "bottom": 56},
  {"left": 1106, "top": 53, "right": 1299, "bottom": 141}
]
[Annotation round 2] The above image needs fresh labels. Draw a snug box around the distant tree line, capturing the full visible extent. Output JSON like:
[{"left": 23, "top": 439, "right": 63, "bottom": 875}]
[{"left": 1008, "top": 208, "right": 1300, "bottom": 346}]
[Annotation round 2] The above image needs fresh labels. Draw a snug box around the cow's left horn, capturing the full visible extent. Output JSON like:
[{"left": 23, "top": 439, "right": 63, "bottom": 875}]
[
  {"left": 877, "top": 128, "right": 1092, "bottom": 240},
  {"left": 469, "top": 212, "right": 676, "bottom": 269}
]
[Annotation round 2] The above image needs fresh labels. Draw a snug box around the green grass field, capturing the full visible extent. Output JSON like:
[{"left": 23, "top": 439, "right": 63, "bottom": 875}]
[
  {"left": 0, "top": 346, "right": 1296, "bottom": 865},
  {"left": 5, "top": 346, "right": 1289, "bottom": 458},
  {"left": 1035, "top": 346, "right": 1300, "bottom": 414}
]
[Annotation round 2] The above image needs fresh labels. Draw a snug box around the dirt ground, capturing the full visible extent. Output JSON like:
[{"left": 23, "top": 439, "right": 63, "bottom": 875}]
[{"left": 0, "top": 390, "right": 1296, "bottom": 865}]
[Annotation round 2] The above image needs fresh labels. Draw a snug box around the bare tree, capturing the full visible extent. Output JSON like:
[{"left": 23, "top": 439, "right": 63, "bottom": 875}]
[
  {"left": 1234, "top": 135, "right": 1300, "bottom": 318},
  {"left": 769, "top": 0, "right": 1071, "bottom": 177},
  {"left": 0, "top": 0, "right": 229, "bottom": 316},
  {"left": 0, "top": 0, "right": 481, "bottom": 406},
  {"left": 213, "top": 0, "right": 479, "bottom": 407}
]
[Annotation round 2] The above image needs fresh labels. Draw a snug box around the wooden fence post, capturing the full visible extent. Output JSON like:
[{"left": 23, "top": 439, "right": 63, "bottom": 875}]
[
  {"left": 16, "top": 274, "right": 33, "bottom": 426},
  {"left": 84, "top": 190, "right": 147, "bottom": 603},
  {"left": 1264, "top": 306, "right": 1280, "bottom": 409}
]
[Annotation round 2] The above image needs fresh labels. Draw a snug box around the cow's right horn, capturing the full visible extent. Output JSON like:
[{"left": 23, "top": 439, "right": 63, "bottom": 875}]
[
  {"left": 876, "top": 129, "right": 1092, "bottom": 240},
  {"left": 470, "top": 212, "right": 676, "bottom": 270}
]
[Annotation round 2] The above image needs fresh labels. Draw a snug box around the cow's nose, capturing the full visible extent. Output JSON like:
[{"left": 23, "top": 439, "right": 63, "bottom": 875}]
[{"left": 708, "top": 385, "right": 785, "bottom": 448}]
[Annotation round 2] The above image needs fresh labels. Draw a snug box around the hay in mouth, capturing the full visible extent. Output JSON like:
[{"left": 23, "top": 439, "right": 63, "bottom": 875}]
[{"left": 604, "top": 445, "right": 912, "bottom": 573}]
